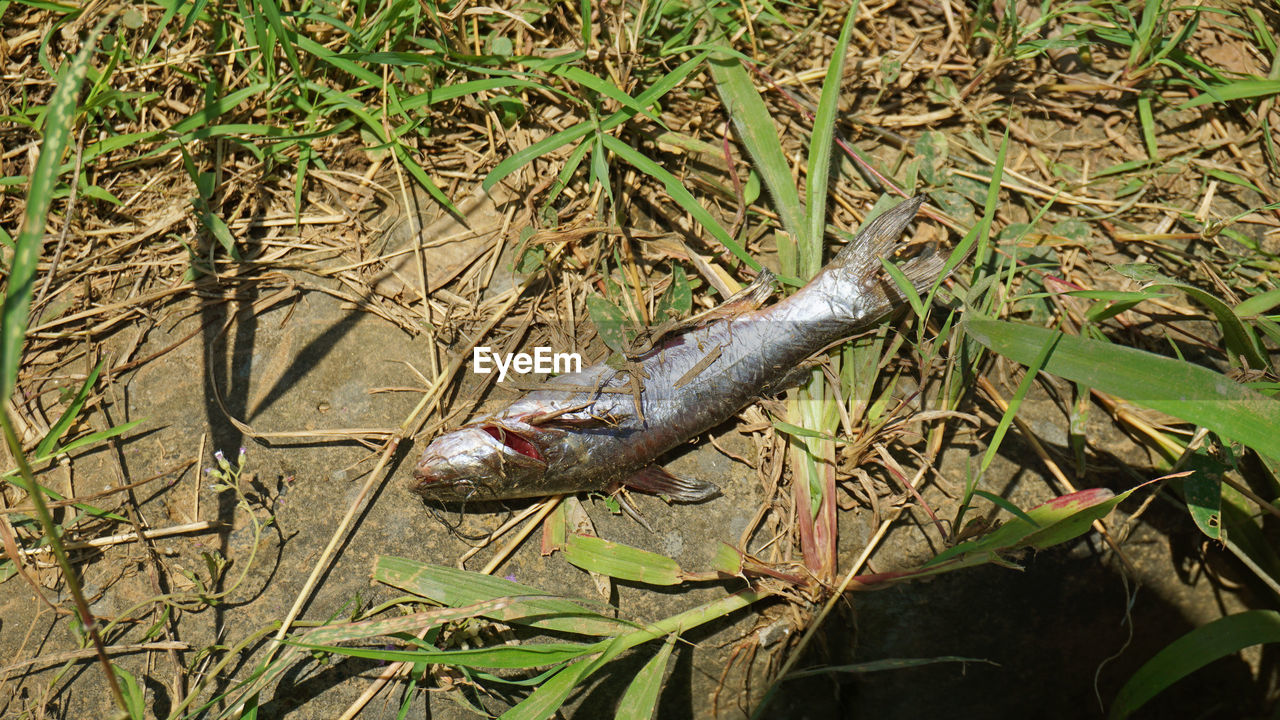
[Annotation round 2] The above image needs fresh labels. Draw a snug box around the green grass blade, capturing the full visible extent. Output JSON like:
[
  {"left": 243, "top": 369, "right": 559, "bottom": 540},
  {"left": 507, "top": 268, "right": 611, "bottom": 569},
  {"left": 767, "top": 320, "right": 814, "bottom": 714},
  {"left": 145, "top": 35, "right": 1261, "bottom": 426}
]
[
  {"left": 601, "top": 133, "right": 771, "bottom": 279},
  {"left": 879, "top": 256, "right": 925, "bottom": 318},
  {"left": 500, "top": 658, "right": 595, "bottom": 720},
  {"left": 978, "top": 330, "right": 1056, "bottom": 474},
  {"left": 483, "top": 50, "right": 710, "bottom": 191},
  {"left": 1111, "top": 611, "right": 1280, "bottom": 719},
  {"left": 923, "top": 488, "right": 1128, "bottom": 571},
  {"left": 964, "top": 317, "right": 1280, "bottom": 459},
  {"left": 1142, "top": 279, "right": 1268, "bottom": 370},
  {"left": 374, "top": 556, "right": 636, "bottom": 636},
  {"left": 802, "top": 0, "right": 861, "bottom": 275},
  {"left": 1235, "top": 287, "right": 1280, "bottom": 317},
  {"left": 972, "top": 489, "right": 1040, "bottom": 529},
  {"left": 556, "top": 66, "right": 661, "bottom": 123},
  {"left": 289, "top": 639, "right": 603, "bottom": 669},
  {"left": 165, "top": 82, "right": 272, "bottom": 137},
  {"left": 257, "top": 0, "right": 301, "bottom": 78},
  {"left": 706, "top": 53, "right": 804, "bottom": 250},
  {"left": 1137, "top": 94, "right": 1158, "bottom": 161},
  {"left": 1179, "top": 78, "right": 1280, "bottom": 109},
  {"left": 294, "top": 35, "right": 383, "bottom": 85},
  {"left": 615, "top": 633, "right": 677, "bottom": 720},
  {"left": 502, "top": 589, "right": 765, "bottom": 719},
  {"left": 2, "top": 24, "right": 97, "bottom": 407},
  {"left": 783, "top": 655, "right": 991, "bottom": 679},
  {"left": 48, "top": 418, "right": 144, "bottom": 458},
  {"left": 966, "top": 128, "right": 1009, "bottom": 273},
  {"left": 484, "top": 121, "right": 594, "bottom": 192},
  {"left": 397, "top": 78, "right": 542, "bottom": 112},
  {"left": 394, "top": 145, "right": 460, "bottom": 217},
  {"left": 35, "top": 359, "right": 103, "bottom": 457}
]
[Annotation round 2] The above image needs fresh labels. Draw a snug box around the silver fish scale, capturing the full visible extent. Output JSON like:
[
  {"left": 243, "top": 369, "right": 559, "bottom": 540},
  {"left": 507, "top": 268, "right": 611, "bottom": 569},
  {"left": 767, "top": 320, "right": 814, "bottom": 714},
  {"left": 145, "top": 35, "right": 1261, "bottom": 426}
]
[{"left": 411, "top": 196, "right": 947, "bottom": 503}]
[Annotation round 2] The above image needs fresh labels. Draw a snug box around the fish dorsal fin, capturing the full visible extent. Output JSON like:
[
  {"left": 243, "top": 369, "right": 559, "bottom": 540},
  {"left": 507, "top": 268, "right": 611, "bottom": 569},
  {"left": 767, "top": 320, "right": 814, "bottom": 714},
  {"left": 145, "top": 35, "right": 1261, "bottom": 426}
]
[
  {"left": 624, "top": 269, "right": 776, "bottom": 358},
  {"left": 696, "top": 268, "right": 776, "bottom": 321}
]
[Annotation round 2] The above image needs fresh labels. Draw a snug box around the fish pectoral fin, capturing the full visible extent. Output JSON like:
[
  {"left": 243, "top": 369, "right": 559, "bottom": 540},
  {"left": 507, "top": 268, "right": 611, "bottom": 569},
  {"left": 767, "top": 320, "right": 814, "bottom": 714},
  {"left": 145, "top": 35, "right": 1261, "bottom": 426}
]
[{"left": 623, "top": 465, "right": 721, "bottom": 503}]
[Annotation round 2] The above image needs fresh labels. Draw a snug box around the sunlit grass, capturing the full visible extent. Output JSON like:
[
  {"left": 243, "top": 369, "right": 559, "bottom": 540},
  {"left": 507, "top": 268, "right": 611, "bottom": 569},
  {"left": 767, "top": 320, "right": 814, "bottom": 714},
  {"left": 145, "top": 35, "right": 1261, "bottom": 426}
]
[{"left": 4, "top": 0, "right": 1280, "bottom": 716}]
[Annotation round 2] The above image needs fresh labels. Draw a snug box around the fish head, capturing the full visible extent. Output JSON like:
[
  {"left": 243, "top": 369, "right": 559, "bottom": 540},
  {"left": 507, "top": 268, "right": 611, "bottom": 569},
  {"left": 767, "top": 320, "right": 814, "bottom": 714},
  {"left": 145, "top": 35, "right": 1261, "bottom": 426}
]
[{"left": 410, "top": 420, "right": 549, "bottom": 502}]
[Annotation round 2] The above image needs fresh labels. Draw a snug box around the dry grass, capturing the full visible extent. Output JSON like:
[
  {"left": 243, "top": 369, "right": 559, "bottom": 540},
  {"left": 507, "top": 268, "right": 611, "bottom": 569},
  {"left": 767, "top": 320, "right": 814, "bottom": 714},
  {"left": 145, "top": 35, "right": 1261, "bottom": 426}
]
[{"left": 1, "top": 0, "right": 1279, "bottom": 717}]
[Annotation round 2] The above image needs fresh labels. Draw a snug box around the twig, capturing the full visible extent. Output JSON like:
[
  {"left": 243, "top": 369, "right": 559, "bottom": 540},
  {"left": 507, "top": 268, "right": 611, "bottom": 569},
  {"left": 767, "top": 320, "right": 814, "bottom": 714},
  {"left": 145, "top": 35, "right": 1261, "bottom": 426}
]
[
  {"left": 0, "top": 520, "right": 220, "bottom": 559},
  {"left": 0, "top": 641, "right": 189, "bottom": 675}
]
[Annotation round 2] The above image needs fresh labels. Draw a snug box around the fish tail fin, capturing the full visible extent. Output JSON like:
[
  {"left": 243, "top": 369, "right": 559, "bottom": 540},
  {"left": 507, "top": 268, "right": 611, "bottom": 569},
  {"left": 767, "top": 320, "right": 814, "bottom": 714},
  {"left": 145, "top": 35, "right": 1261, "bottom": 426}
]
[{"left": 832, "top": 195, "right": 949, "bottom": 307}]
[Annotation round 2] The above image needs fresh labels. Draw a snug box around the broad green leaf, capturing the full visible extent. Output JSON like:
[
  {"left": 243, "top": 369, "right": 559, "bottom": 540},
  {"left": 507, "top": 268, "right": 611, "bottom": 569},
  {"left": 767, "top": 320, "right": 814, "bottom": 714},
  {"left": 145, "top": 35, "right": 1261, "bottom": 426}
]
[
  {"left": 1111, "top": 611, "right": 1280, "bottom": 718},
  {"left": 964, "top": 317, "right": 1280, "bottom": 459},
  {"left": 712, "top": 542, "right": 744, "bottom": 576},
  {"left": 1220, "top": 486, "right": 1280, "bottom": 584},
  {"left": 928, "top": 188, "right": 975, "bottom": 227},
  {"left": 565, "top": 534, "right": 683, "bottom": 585},
  {"left": 1182, "top": 452, "right": 1224, "bottom": 540},
  {"left": 586, "top": 295, "right": 633, "bottom": 354},
  {"left": 1235, "top": 287, "right": 1280, "bottom": 317},
  {"left": 112, "top": 663, "right": 147, "bottom": 719},
  {"left": 915, "top": 130, "right": 948, "bottom": 186},
  {"left": 1050, "top": 218, "right": 1091, "bottom": 244},
  {"left": 656, "top": 264, "right": 692, "bottom": 320}
]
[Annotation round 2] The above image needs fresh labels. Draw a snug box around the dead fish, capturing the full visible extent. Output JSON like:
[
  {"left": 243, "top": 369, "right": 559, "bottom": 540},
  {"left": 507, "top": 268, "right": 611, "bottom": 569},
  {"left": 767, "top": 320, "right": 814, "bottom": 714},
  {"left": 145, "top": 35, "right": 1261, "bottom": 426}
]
[{"left": 411, "top": 196, "right": 945, "bottom": 506}]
